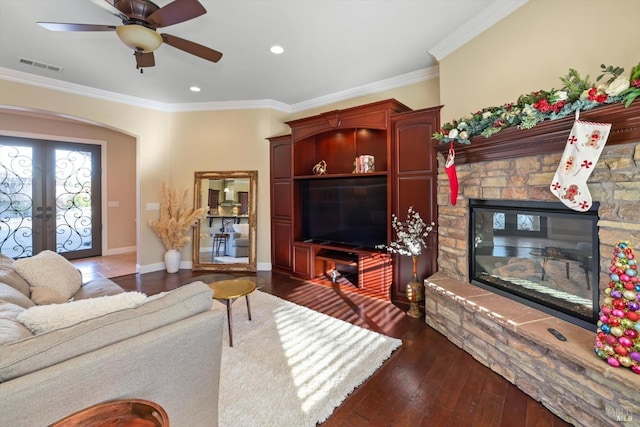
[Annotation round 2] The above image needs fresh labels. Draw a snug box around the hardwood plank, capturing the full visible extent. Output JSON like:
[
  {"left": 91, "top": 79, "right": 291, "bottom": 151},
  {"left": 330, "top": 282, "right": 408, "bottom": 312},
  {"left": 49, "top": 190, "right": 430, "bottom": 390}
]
[
  {"left": 500, "top": 381, "right": 528, "bottom": 427},
  {"left": 447, "top": 363, "right": 489, "bottom": 426},
  {"left": 471, "top": 389, "right": 505, "bottom": 427},
  {"left": 525, "top": 399, "right": 556, "bottom": 427}
]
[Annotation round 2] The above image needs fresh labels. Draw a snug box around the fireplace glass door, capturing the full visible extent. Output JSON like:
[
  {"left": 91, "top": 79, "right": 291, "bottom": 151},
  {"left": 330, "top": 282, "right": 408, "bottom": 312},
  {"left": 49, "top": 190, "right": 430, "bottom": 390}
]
[{"left": 470, "top": 199, "right": 599, "bottom": 330}]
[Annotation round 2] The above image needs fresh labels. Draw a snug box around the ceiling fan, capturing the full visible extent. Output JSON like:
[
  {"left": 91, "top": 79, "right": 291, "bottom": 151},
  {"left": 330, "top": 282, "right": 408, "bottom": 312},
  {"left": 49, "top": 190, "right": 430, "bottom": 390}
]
[{"left": 37, "top": 0, "right": 222, "bottom": 71}]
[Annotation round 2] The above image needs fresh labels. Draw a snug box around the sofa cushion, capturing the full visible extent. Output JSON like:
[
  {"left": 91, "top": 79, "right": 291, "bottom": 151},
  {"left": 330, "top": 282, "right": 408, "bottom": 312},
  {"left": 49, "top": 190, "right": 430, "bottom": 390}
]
[
  {"left": 14, "top": 251, "right": 81, "bottom": 301},
  {"left": 0, "top": 283, "right": 35, "bottom": 309},
  {"left": 0, "top": 281, "right": 213, "bottom": 382},
  {"left": 0, "top": 301, "right": 33, "bottom": 345},
  {"left": 231, "top": 236, "right": 249, "bottom": 247},
  {"left": 232, "top": 223, "right": 249, "bottom": 236},
  {"left": 17, "top": 292, "right": 147, "bottom": 335},
  {"left": 72, "top": 278, "right": 124, "bottom": 301},
  {"left": 0, "top": 254, "right": 31, "bottom": 297},
  {"left": 29, "top": 287, "right": 67, "bottom": 305}
]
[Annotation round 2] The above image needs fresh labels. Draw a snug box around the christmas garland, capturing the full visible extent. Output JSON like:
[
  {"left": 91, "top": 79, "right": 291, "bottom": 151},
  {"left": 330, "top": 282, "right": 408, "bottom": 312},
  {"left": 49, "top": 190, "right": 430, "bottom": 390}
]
[{"left": 434, "top": 62, "right": 640, "bottom": 145}]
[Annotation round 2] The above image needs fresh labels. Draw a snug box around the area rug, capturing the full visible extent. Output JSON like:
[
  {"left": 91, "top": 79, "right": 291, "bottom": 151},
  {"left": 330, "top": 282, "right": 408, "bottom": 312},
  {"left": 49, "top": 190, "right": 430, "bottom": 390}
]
[{"left": 213, "top": 290, "right": 402, "bottom": 426}]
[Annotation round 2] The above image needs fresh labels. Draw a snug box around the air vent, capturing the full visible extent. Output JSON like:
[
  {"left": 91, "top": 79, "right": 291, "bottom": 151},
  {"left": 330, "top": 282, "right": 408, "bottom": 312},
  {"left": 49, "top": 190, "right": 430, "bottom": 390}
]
[{"left": 19, "top": 57, "right": 63, "bottom": 73}]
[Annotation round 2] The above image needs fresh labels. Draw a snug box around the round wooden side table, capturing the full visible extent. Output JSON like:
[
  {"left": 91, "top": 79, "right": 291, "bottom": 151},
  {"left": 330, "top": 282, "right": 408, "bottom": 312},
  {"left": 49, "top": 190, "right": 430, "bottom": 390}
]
[{"left": 51, "top": 398, "right": 168, "bottom": 426}]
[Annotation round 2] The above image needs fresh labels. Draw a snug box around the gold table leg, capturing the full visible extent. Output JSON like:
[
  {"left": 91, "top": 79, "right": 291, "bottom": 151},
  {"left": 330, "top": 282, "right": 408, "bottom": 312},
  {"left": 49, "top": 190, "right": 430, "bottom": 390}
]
[{"left": 221, "top": 294, "right": 253, "bottom": 347}]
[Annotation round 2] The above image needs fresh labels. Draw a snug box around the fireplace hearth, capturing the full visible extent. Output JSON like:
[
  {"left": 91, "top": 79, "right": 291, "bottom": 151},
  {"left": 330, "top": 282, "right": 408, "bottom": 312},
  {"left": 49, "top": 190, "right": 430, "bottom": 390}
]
[{"left": 469, "top": 199, "right": 599, "bottom": 330}]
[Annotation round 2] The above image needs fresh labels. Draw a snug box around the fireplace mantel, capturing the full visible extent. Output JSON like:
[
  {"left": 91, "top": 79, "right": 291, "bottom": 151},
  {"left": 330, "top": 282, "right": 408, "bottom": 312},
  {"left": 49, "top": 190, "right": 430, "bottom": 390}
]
[{"left": 434, "top": 101, "right": 640, "bottom": 164}]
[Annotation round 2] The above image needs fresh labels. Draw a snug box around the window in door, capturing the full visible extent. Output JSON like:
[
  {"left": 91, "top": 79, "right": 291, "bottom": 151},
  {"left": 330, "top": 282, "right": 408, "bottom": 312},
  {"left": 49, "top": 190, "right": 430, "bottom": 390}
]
[{"left": 0, "top": 136, "right": 102, "bottom": 259}]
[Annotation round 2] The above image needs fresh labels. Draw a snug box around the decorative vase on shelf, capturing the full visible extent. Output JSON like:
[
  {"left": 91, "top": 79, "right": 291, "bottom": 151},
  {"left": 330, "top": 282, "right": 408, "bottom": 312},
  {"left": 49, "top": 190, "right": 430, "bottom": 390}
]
[
  {"left": 164, "top": 249, "right": 181, "bottom": 273},
  {"left": 406, "top": 255, "right": 424, "bottom": 318}
]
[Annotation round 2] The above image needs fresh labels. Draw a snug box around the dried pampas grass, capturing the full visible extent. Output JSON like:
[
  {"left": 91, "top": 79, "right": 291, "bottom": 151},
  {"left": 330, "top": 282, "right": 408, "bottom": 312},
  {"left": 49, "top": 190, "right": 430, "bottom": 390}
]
[{"left": 150, "top": 181, "right": 206, "bottom": 251}]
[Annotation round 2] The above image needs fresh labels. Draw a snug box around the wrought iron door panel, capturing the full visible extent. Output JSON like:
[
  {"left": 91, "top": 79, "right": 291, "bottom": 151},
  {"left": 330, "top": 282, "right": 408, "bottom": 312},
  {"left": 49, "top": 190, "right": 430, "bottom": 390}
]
[
  {"left": 0, "top": 136, "right": 101, "bottom": 259},
  {"left": 0, "top": 144, "right": 36, "bottom": 258}
]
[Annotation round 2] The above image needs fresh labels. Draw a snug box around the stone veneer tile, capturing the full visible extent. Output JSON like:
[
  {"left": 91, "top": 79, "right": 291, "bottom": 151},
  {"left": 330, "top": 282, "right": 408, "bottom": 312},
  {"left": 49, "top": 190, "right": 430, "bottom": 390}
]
[
  {"left": 516, "top": 317, "right": 604, "bottom": 372},
  {"left": 468, "top": 294, "right": 553, "bottom": 329},
  {"left": 426, "top": 272, "right": 554, "bottom": 329},
  {"left": 424, "top": 272, "right": 492, "bottom": 300}
]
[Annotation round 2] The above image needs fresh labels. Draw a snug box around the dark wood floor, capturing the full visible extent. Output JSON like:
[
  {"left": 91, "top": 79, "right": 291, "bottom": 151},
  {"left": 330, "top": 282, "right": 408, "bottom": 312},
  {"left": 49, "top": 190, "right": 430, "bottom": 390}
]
[{"left": 112, "top": 269, "right": 572, "bottom": 427}]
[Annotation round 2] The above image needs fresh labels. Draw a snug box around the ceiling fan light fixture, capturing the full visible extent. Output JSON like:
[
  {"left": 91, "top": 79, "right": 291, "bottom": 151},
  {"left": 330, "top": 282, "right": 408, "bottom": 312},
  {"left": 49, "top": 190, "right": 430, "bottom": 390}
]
[
  {"left": 270, "top": 45, "right": 284, "bottom": 55},
  {"left": 116, "top": 24, "right": 163, "bottom": 53}
]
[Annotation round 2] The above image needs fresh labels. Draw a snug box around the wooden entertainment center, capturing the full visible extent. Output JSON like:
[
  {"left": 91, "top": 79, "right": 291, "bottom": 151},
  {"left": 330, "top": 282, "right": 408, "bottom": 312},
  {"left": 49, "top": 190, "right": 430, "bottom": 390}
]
[{"left": 268, "top": 99, "right": 441, "bottom": 305}]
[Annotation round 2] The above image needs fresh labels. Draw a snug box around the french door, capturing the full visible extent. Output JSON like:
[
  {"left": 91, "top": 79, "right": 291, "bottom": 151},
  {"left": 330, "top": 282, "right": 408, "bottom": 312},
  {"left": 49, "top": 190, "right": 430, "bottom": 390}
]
[{"left": 0, "top": 135, "right": 102, "bottom": 260}]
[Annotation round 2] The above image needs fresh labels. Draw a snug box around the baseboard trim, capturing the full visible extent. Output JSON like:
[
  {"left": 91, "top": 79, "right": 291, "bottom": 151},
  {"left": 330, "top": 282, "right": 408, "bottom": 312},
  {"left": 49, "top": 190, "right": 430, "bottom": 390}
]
[
  {"left": 139, "top": 262, "right": 165, "bottom": 274},
  {"left": 104, "top": 246, "right": 136, "bottom": 256},
  {"left": 139, "top": 261, "right": 273, "bottom": 274},
  {"left": 257, "top": 262, "right": 272, "bottom": 271}
]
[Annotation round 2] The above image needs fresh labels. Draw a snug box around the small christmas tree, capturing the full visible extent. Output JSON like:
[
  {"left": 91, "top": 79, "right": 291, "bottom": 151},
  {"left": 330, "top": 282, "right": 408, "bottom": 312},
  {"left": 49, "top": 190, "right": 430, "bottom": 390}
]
[{"left": 594, "top": 241, "right": 640, "bottom": 374}]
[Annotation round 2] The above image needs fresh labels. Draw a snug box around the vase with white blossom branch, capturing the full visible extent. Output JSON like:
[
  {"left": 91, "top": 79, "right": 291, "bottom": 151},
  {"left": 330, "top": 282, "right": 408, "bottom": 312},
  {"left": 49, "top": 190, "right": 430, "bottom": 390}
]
[{"left": 377, "top": 206, "right": 436, "bottom": 318}]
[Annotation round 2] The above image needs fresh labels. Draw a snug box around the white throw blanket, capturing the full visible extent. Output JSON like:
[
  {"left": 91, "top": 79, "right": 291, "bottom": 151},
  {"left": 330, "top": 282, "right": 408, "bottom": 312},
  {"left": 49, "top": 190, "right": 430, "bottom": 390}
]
[{"left": 17, "top": 292, "right": 147, "bottom": 334}]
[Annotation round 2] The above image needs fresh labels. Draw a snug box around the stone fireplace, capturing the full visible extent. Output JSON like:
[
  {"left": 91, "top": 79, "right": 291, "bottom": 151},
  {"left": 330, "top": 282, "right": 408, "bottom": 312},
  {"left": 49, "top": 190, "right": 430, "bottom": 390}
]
[{"left": 426, "top": 102, "right": 640, "bottom": 426}]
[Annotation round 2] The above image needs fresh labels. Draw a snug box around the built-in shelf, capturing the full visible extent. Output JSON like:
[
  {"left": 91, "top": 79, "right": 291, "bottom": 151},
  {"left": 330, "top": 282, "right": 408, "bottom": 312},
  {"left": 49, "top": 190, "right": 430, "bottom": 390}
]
[
  {"left": 293, "top": 172, "right": 387, "bottom": 180},
  {"left": 269, "top": 99, "right": 440, "bottom": 304}
]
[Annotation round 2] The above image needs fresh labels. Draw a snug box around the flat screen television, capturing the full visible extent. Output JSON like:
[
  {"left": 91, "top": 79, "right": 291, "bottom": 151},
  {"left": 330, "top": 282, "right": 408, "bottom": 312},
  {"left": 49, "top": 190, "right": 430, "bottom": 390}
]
[{"left": 301, "top": 176, "right": 387, "bottom": 248}]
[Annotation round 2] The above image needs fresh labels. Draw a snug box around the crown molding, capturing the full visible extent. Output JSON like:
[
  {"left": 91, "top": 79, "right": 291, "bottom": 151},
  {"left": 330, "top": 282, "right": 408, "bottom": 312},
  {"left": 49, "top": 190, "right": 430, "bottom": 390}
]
[
  {"left": 0, "top": 67, "right": 171, "bottom": 112},
  {"left": 428, "top": 0, "right": 528, "bottom": 61},
  {"left": 1, "top": 65, "right": 438, "bottom": 114},
  {"left": 167, "top": 98, "right": 291, "bottom": 113},
  {"left": 0, "top": 67, "right": 291, "bottom": 113},
  {"left": 290, "top": 66, "right": 439, "bottom": 113}
]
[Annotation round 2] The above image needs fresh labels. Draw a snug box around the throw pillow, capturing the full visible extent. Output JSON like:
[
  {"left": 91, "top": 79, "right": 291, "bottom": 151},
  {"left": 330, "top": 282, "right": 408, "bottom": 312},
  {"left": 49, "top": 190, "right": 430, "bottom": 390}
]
[
  {"left": 14, "top": 251, "right": 82, "bottom": 301},
  {"left": 232, "top": 223, "right": 249, "bottom": 236},
  {"left": 16, "top": 292, "right": 147, "bottom": 335},
  {"left": 29, "top": 287, "right": 67, "bottom": 305},
  {"left": 0, "top": 254, "right": 31, "bottom": 297}
]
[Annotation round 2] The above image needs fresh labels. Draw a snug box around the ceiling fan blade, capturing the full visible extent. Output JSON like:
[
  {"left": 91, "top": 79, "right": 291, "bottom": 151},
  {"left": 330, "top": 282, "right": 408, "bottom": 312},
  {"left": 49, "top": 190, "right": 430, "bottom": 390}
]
[
  {"left": 147, "top": 0, "right": 206, "bottom": 28},
  {"left": 161, "top": 33, "right": 222, "bottom": 63},
  {"left": 89, "top": 0, "right": 128, "bottom": 22},
  {"left": 37, "top": 22, "right": 116, "bottom": 32},
  {"left": 134, "top": 51, "right": 155, "bottom": 68}
]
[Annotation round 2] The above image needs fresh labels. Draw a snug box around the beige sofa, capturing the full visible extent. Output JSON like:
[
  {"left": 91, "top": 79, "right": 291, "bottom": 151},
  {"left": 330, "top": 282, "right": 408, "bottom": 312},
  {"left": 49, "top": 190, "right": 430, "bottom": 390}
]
[
  {"left": 227, "top": 223, "right": 249, "bottom": 258},
  {"left": 0, "top": 254, "right": 223, "bottom": 426}
]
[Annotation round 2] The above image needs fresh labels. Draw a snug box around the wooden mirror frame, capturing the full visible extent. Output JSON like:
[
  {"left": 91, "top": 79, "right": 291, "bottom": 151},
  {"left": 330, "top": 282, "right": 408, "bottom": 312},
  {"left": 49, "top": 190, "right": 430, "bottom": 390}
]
[{"left": 192, "top": 170, "right": 257, "bottom": 271}]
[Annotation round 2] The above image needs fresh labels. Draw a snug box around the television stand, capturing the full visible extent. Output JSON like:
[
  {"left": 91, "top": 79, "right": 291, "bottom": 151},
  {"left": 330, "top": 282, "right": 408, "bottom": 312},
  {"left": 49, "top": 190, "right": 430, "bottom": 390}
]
[
  {"left": 315, "top": 249, "right": 358, "bottom": 264},
  {"left": 311, "top": 244, "right": 390, "bottom": 289},
  {"left": 314, "top": 249, "right": 355, "bottom": 284}
]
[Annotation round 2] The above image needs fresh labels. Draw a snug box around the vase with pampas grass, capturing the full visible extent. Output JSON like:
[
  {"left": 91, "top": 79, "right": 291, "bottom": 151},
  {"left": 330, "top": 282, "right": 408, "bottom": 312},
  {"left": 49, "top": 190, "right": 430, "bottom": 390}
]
[{"left": 150, "top": 181, "right": 206, "bottom": 273}]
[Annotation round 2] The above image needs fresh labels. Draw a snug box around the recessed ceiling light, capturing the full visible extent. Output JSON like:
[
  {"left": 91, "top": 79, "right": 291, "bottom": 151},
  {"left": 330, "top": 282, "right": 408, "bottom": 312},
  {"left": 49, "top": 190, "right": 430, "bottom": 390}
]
[
  {"left": 270, "top": 45, "right": 284, "bottom": 55},
  {"left": 190, "top": 86, "right": 201, "bottom": 92}
]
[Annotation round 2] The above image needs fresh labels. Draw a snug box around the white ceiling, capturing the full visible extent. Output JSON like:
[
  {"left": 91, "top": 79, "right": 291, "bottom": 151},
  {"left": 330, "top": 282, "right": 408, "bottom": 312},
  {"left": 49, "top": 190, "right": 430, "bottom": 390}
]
[{"left": 0, "top": 0, "right": 527, "bottom": 111}]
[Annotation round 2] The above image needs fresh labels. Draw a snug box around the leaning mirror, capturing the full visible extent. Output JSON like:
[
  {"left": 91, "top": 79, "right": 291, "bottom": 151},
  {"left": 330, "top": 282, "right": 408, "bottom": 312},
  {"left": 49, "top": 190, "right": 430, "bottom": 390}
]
[{"left": 192, "top": 170, "right": 257, "bottom": 271}]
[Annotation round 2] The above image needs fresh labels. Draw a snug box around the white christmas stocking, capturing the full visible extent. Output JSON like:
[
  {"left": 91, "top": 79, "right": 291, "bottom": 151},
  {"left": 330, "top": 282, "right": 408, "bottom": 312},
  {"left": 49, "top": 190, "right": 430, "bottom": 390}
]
[{"left": 550, "top": 119, "right": 611, "bottom": 212}]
